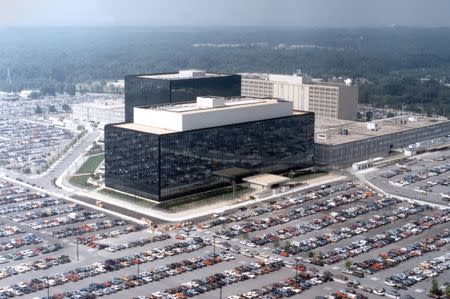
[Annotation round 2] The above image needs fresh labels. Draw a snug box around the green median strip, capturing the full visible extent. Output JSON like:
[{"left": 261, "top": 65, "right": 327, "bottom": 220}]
[{"left": 75, "top": 154, "right": 104, "bottom": 175}]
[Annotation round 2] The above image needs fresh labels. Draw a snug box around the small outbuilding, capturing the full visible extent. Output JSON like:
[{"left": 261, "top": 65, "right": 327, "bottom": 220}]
[{"left": 243, "top": 174, "right": 290, "bottom": 191}]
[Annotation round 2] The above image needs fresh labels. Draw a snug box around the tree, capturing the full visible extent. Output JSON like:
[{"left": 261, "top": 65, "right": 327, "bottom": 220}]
[
  {"left": 242, "top": 232, "right": 249, "bottom": 241},
  {"left": 40, "top": 84, "right": 56, "bottom": 96},
  {"left": 272, "top": 239, "right": 280, "bottom": 249},
  {"left": 308, "top": 251, "right": 315, "bottom": 258},
  {"left": 48, "top": 105, "right": 57, "bottom": 113},
  {"left": 66, "top": 84, "right": 76, "bottom": 96},
  {"left": 34, "top": 105, "right": 43, "bottom": 114},
  {"left": 344, "top": 260, "right": 353, "bottom": 269},
  {"left": 444, "top": 285, "right": 450, "bottom": 298},
  {"left": 430, "top": 278, "right": 441, "bottom": 296},
  {"left": 29, "top": 91, "right": 41, "bottom": 99},
  {"left": 62, "top": 103, "right": 72, "bottom": 112},
  {"left": 386, "top": 111, "right": 395, "bottom": 118},
  {"left": 287, "top": 169, "right": 296, "bottom": 178}
]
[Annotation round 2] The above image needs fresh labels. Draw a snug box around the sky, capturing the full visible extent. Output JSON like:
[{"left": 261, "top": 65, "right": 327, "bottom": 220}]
[{"left": 1, "top": 0, "right": 450, "bottom": 27}]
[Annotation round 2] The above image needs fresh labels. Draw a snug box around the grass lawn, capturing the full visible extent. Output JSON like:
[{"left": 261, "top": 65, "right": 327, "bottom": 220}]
[
  {"left": 289, "top": 171, "right": 329, "bottom": 183},
  {"left": 76, "top": 154, "right": 104, "bottom": 174},
  {"left": 69, "top": 174, "right": 92, "bottom": 188},
  {"left": 155, "top": 186, "right": 250, "bottom": 213},
  {"left": 99, "top": 189, "right": 156, "bottom": 208}
]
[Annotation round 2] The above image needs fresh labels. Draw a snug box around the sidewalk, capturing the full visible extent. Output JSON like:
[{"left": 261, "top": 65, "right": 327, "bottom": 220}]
[
  {"left": 355, "top": 170, "right": 449, "bottom": 210},
  {"left": 0, "top": 173, "right": 145, "bottom": 225},
  {"left": 59, "top": 172, "right": 348, "bottom": 222}
]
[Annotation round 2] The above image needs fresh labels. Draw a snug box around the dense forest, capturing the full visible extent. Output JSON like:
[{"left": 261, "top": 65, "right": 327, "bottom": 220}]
[
  {"left": 1, "top": 27, "right": 450, "bottom": 117},
  {"left": 360, "top": 78, "right": 450, "bottom": 117}
]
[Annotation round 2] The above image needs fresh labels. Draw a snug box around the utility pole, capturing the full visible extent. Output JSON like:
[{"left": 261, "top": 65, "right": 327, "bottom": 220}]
[
  {"left": 76, "top": 232, "right": 80, "bottom": 261},
  {"left": 137, "top": 258, "right": 140, "bottom": 277},
  {"left": 47, "top": 277, "right": 50, "bottom": 299}
]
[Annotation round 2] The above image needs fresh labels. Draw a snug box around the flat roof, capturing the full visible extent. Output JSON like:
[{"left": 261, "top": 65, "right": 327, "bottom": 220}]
[
  {"left": 139, "top": 97, "right": 280, "bottom": 114},
  {"left": 241, "top": 73, "right": 270, "bottom": 80},
  {"left": 315, "top": 116, "right": 450, "bottom": 145},
  {"left": 243, "top": 174, "right": 290, "bottom": 187},
  {"left": 137, "top": 70, "right": 229, "bottom": 80},
  {"left": 75, "top": 101, "right": 124, "bottom": 110},
  {"left": 113, "top": 123, "right": 176, "bottom": 135},
  {"left": 133, "top": 97, "right": 305, "bottom": 132},
  {"left": 112, "top": 109, "right": 308, "bottom": 135}
]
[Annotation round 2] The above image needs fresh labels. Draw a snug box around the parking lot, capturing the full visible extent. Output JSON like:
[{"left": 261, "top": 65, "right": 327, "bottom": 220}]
[
  {"left": 195, "top": 180, "right": 450, "bottom": 299},
  {"left": 0, "top": 93, "right": 123, "bottom": 175},
  {"left": 364, "top": 149, "right": 450, "bottom": 206},
  {"left": 0, "top": 119, "right": 75, "bottom": 174},
  {"left": 0, "top": 176, "right": 449, "bottom": 299},
  {"left": 0, "top": 94, "right": 120, "bottom": 119}
]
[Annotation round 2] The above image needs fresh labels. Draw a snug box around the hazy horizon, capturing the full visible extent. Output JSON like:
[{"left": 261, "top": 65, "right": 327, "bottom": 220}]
[{"left": 1, "top": 0, "right": 450, "bottom": 28}]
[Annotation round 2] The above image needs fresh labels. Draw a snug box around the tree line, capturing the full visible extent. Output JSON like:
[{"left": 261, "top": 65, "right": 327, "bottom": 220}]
[{"left": 0, "top": 27, "right": 449, "bottom": 116}]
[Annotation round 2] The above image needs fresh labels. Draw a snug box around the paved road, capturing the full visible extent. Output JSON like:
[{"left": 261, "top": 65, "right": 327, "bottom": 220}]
[{"left": 0, "top": 129, "right": 158, "bottom": 224}]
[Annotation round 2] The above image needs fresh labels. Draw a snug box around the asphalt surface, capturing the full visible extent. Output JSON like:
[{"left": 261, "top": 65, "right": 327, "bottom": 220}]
[
  {"left": 363, "top": 149, "right": 450, "bottom": 207},
  {"left": 0, "top": 127, "right": 449, "bottom": 298}
]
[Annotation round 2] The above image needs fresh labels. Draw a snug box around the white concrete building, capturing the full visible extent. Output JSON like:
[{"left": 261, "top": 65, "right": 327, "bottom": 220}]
[
  {"left": 133, "top": 96, "right": 294, "bottom": 132},
  {"left": 72, "top": 100, "right": 124, "bottom": 128},
  {"left": 19, "top": 89, "right": 39, "bottom": 99},
  {"left": 241, "top": 73, "right": 359, "bottom": 120}
]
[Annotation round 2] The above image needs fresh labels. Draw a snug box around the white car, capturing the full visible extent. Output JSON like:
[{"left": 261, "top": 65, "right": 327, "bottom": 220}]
[{"left": 373, "top": 288, "right": 385, "bottom": 296}]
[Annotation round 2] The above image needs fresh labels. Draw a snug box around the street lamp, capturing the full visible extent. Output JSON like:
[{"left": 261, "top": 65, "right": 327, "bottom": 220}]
[
  {"left": 76, "top": 231, "right": 80, "bottom": 261},
  {"left": 137, "top": 257, "right": 140, "bottom": 277},
  {"left": 46, "top": 276, "right": 50, "bottom": 299},
  {"left": 394, "top": 285, "right": 399, "bottom": 299}
]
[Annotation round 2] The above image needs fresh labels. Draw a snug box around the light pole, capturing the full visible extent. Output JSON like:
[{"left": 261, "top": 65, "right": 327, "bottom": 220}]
[
  {"left": 76, "top": 232, "right": 80, "bottom": 261},
  {"left": 295, "top": 260, "right": 298, "bottom": 282},
  {"left": 137, "top": 257, "right": 140, "bottom": 277},
  {"left": 46, "top": 277, "right": 50, "bottom": 299},
  {"left": 213, "top": 235, "right": 216, "bottom": 258},
  {"left": 219, "top": 285, "right": 222, "bottom": 299}
]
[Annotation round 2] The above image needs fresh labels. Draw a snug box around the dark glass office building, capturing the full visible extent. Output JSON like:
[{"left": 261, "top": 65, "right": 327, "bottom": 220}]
[
  {"left": 105, "top": 112, "right": 315, "bottom": 201},
  {"left": 124, "top": 71, "right": 241, "bottom": 122}
]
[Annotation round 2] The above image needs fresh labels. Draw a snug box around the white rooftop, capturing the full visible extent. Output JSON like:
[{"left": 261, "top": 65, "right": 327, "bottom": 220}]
[
  {"left": 151, "top": 97, "right": 264, "bottom": 113},
  {"left": 315, "top": 116, "right": 450, "bottom": 145},
  {"left": 138, "top": 70, "right": 226, "bottom": 80},
  {"left": 243, "top": 174, "right": 290, "bottom": 187},
  {"left": 132, "top": 96, "right": 296, "bottom": 133},
  {"left": 75, "top": 100, "right": 124, "bottom": 110}
]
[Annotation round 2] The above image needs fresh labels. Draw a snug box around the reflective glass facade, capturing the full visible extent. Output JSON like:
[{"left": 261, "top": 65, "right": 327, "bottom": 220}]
[
  {"left": 315, "top": 121, "right": 450, "bottom": 166},
  {"left": 124, "top": 74, "right": 241, "bottom": 122},
  {"left": 104, "top": 127, "right": 160, "bottom": 198},
  {"left": 105, "top": 113, "right": 315, "bottom": 201}
]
